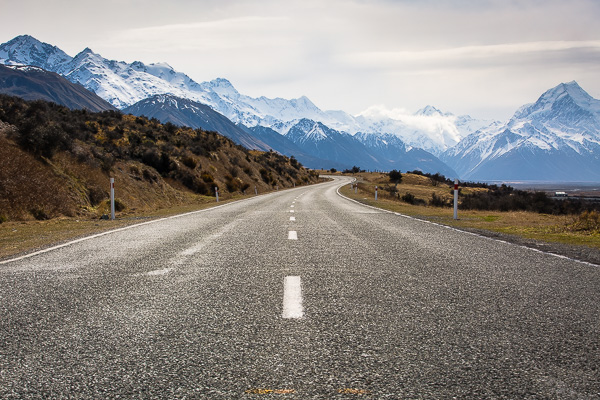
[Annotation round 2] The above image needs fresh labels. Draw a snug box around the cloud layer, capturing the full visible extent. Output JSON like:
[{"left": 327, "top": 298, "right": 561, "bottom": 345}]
[{"left": 1, "top": 0, "right": 600, "bottom": 120}]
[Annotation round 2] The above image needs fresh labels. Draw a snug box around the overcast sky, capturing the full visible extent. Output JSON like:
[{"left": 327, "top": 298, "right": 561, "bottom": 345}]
[{"left": 2, "top": 0, "right": 600, "bottom": 120}]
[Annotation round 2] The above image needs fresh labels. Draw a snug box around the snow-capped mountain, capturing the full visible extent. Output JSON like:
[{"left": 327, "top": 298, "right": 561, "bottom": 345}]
[
  {"left": 0, "top": 35, "right": 71, "bottom": 72},
  {"left": 122, "top": 94, "right": 270, "bottom": 151},
  {"left": 353, "top": 131, "right": 458, "bottom": 177},
  {"left": 0, "top": 64, "right": 116, "bottom": 112},
  {"left": 284, "top": 119, "right": 372, "bottom": 168},
  {"left": 354, "top": 105, "right": 493, "bottom": 156},
  {"left": 282, "top": 119, "right": 458, "bottom": 176},
  {"left": 0, "top": 35, "right": 350, "bottom": 129},
  {"left": 0, "top": 35, "right": 484, "bottom": 148},
  {"left": 442, "top": 81, "right": 600, "bottom": 181},
  {"left": 0, "top": 35, "right": 490, "bottom": 176}
]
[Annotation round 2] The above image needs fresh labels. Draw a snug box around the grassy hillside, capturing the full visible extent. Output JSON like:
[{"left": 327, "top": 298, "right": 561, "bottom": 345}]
[{"left": 0, "top": 95, "right": 318, "bottom": 223}]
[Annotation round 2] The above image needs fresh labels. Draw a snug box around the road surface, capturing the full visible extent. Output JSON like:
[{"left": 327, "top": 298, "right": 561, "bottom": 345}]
[{"left": 1, "top": 176, "right": 599, "bottom": 398}]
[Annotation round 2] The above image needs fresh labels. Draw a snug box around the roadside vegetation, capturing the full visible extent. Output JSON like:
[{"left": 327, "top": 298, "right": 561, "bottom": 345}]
[
  {"left": 337, "top": 170, "right": 600, "bottom": 249},
  {"left": 0, "top": 95, "right": 319, "bottom": 258}
]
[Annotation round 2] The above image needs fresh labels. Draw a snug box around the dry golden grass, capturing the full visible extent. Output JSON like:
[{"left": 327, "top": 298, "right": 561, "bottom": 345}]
[
  {"left": 0, "top": 194, "right": 250, "bottom": 260},
  {"left": 341, "top": 173, "right": 600, "bottom": 249}
]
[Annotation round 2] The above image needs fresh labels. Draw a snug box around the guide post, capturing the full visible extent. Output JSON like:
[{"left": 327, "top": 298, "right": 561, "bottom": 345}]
[
  {"left": 110, "top": 178, "right": 115, "bottom": 220},
  {"left": 453, "top": 179, "right": 459, "bottom": 220}
]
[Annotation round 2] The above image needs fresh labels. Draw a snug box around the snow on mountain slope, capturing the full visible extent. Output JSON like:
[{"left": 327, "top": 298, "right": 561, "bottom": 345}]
[
  {"left": 0, "top": 35, "right": 499, "bottom": 177},
  {"left": 0, "top": 35, "right": 71, "bottom": 71},
  {"left": 442, "top": 81, "right": 600, "bottom": 181},
  {"left": 0, "top": 35, "right": 489, "bottom": 159},
  {"left": 354, "top": 105, "right": 493, "bottom": 156},
  {"left": 122, "top": 94, "right": 270, "bottom": 151}
]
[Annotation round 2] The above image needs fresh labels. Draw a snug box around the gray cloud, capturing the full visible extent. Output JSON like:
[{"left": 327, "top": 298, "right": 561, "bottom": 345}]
[{"left": 1, "top": 0, "right": 599, "bottom": 120}]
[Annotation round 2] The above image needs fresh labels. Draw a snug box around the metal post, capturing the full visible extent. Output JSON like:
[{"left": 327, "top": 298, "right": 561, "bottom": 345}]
[
  {"left": 453, "top": 179, "right": 459, "bottom": 220},
  {"left": 215, "top": 187, "right": 219, "bottom": 202},
  {"left": 110, "top": 178, "right": 115, "bottom": 220},
  {"left": 255, "top": 186, "right": 258, "bottom": 195},
  {"left": 375, "top": 186, "right": 378, "bottom": 201}
]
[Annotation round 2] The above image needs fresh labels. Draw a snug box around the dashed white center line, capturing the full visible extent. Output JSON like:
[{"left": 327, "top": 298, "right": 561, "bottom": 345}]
[
  {"left": 288, "top": 231, "right": 298, "bottom": 240},
  {"left": 290, "top": 210, "right": 294, "bottom": 213},
  {"left": 147, "top": 268, "right": 172, "bottom": 276},
  {"left": 282, "top": 276, "right": 304, "bottom": 319},
  {"left": 290, "top": 216, "right": 296, "bottom": 221},
  {"left": 290, "top": 205, "right": 294, "bottom": 208}
]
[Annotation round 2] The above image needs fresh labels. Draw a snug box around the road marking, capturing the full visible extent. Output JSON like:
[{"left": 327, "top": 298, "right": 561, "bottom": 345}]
[
  {"left": 245, "top": 388, "right": 295, "bottom": 394},
  {"left": 147, "top": 268, "right": 172, "bottom": 276},
  {"left": 338, "top": 388, "right": 371, "bottom": 395},
  {"left": 0, "top": 191, "right": 274, "bottom": 266},
  {"left": 290, "top": 205, "right": 294, "bottom": 208},
  {"left": 290, "top": 216, "right": 296, "bottom": 221},
  {"left": 282, "top": 276, "right": 303, "bottom": 318},
  {"left": 288, "top": 231, "right": 298, "bottom": 240},
  {"left": 290, "top": 210, "right": 294, "bottom": 213}
]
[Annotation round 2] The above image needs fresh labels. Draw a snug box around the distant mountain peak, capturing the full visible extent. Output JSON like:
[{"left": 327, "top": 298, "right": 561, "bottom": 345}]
[
  {"left": 75, "top": 47, "right": 98, "bottom": 58},
  {"left": 514, "top": 80, "right": 600, "bottom": 121},
  {"left": 0, "top": 34, "right": 72, "bottom": 70},
  {"left": 415, "top": 105, "right": 444, "bottom": 116}
]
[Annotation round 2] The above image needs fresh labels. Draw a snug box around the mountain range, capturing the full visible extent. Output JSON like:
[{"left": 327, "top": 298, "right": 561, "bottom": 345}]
[
  {"left": 442, "top": 81, "right": 600, "bottom": 181},
  {"left": 2, "top": 34, "right": 600, "bottom": 181},
  {"left": 0, "top": 64, "right": 115, "bottom": 112}
]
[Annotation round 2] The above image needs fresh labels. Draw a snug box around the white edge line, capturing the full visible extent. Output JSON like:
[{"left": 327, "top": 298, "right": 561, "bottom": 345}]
[
  {"left": 335, "top": 178, "right": 599, "bottom": 268},
  {"left": 1, "top": 184, "right": 320, "bottom": 265}
]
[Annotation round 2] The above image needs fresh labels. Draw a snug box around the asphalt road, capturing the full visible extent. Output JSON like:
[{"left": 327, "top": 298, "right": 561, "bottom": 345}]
[{"left": 1, "top": 176, "right": 599, "bottom": 399}]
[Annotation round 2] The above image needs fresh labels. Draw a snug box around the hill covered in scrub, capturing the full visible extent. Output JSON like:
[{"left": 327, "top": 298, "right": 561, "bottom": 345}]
[{"left": 0, "top": 95, "right": 318, "bottom": 222}]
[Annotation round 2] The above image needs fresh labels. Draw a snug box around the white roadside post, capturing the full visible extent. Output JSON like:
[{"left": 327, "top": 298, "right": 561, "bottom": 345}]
[
  {"left": 110, "top": 177, "right": 115, "bottom": 220},
  {"left": 254, "top": 186, "right": 258, "bottom": 195},
  {"left": 355, "top": 184, "right": 358, "bottom": 194},
  {"left": 375, "top": 186, "right": 378, "bottom": 201},
  {"left": 453, "top": 179, "right": 459, "bottom": 220},
  {"left": 215, "top": 187, "right": 219, "bottom": 202}
]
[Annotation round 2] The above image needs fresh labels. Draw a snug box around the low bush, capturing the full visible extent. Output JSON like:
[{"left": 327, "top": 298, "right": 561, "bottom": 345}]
[
  {"left": 401, "top": 192, "right": 416, "bottom": 204},
  {"left": 568, "top": 210, "right": 600, "bottom": 233},
  {"left": 388, "top": 169, "right": 402, "bottom": 183}
]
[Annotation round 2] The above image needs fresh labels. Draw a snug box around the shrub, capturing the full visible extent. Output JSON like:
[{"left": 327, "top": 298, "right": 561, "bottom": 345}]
[
  {"left": 568, "top": 210, "right": 600, "bottom": 233},
  {"left": 383, "top": 184, "right": 397, "bottom": 196},
  {"left": 388, "top": 169, "right": 402, "bottom": 183},
  {"left": 181, "top": 155, "right": 197, "bottom": 169},
  {"left": 30, "top": 207, "right": 50, "bottom": 220},
  {"left": 401, "top": 192, "right": 416, "bottom": 204},
  {"left": 201, "top": 172, "right": 214, "bottom": 183},
  {"left": 88, "top": 186, "right": 107, "bottom": 206},
  {"left": 114, "top": 198, "right": 126, "bottom": 212},
  {"left": 429, "top": 192, "right": 447, "bottom": 207}
]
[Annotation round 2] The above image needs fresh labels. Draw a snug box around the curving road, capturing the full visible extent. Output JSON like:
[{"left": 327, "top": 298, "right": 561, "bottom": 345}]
[{"left": 1, "top": 176, "right": 599, "bottom": 398}]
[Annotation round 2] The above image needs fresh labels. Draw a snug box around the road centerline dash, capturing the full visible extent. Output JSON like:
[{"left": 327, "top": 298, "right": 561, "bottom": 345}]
[
  {"left": 288, "top": 231, "right": 298, "bottom": 240},
  {"left": 282, "top": 276, "right": 304, "bottom": 319}
]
